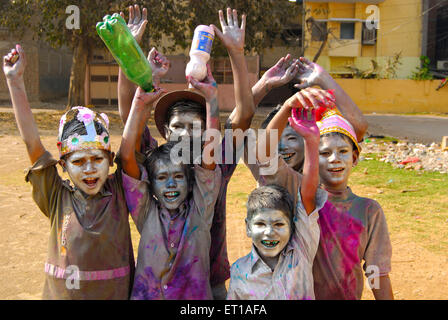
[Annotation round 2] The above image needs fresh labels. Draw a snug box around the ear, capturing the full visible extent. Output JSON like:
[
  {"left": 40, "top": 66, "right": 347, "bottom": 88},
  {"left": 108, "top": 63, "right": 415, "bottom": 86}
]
[
  {"left": 108, "top": 151, "right": 115, "bottom": 167},
  {"left": 245, "top": 218, "right": 252, "bottom": 238},
  {"left": 58, "top": 159, "right": 67, "bottom": 172},
  {"left": 352, "top": 149, "right": 359, "bottom": 167},
  {"left": 163, "top": 124, "right": 170, "bottom": 140}
]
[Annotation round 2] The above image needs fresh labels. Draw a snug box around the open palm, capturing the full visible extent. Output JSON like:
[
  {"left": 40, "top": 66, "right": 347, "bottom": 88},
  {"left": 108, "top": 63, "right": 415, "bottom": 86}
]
[
  {"left": 263, "top": 54, "right": 299, "bottom": 88},
  {"left": 120, "top": 4, "right": 148, "bottom": 44},
  {"left": 289, "top": 107, "right": 320, "bottom": 140},
  {"left": 212, "top": 8, "right": 246, "bottom": 54},
  {"left": 295, "top": 57, "right": 327, "bottom": 90}
]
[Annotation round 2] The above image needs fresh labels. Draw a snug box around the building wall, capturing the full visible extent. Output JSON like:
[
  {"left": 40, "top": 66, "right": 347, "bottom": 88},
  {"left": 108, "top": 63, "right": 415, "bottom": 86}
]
[{"left": 305, "top": 0, "right": 422, "bottom": 78}]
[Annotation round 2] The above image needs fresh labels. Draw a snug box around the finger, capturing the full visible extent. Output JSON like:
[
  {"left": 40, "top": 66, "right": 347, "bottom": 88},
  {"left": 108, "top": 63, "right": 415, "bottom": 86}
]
[
  {"left": 16, "top": 44, "right": 25, "bottom": 63},
  {"left": 232, "top": 9, "right": 238, "bottom": 28},
  {"left": 120, "top": 12, "right": 125, "bottom": 19},
  {"left": 211, "top": 24, "right": 225, "bottom": 41},
  {"left": 148, "top": 47, "right": 156, "bottom": 61},
  {"left": 295, "top": 92, "right": 308, "bottom": 110},
  {"left": 227, "top": 8, "right": 233, "bottom": 26},
  {"left": 134, "top": 4, "right": 141, "bottom": 22},
  {"left": 241, "top": 14, "right": 246, "bottom": 30},
  {"left": 301, "top": 90, "right": 319, "bottom": 109},
  {"left": 308, "top": 88, "right": 327, "bottom": 103},
  {"left": 294, "top": 82, "right": 309, "bottom": 90},
  {"left": 142, "top": 7, "right": 148, "bottom": 22},
  {"left": 128, "top": 5, "right": 134, "bottom": 24},
  {"left": 283, "top": 54, "right": 292, "bottom": 68},
  {"left": 273, "top": 56, "right": 286, "bottom": 69},
  {"left": 137, "top": 20, "right": 148, "bottom": 35},
  {"left": 205, "top": 63, "right": 216, "bottom": 83},
  {"left": 218, "top": 10, "right": 227, "bottom": 28},
  {"left": 311, "top": 109, "right": 317, "bottom": 122},
  {"left": 299, "top": 56, "right": 313, "bottom": 66}
]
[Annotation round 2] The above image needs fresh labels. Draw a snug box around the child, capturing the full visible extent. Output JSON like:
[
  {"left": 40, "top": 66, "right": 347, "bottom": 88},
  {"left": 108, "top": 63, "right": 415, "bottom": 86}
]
[
  {"left": 118, "top": 60, "right": 222, "bottom": 299},
  {"left": 3, "top": 45, "right": 137, "bottom": 299},
  {"left": 227, "top": 98, "right": 327, "bottom": 300},
  {"left": 258, "top": 89, "right": 393, "bottom": 300},
  {"left": 117, "top": 5, "right": 255, "bottom": 299}
]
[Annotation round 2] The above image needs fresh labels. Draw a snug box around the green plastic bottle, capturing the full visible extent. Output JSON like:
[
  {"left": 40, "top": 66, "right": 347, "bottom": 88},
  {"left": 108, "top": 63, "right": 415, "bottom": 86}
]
[{"left": 96, "top": 13, "right": 153, "bottom": 92}]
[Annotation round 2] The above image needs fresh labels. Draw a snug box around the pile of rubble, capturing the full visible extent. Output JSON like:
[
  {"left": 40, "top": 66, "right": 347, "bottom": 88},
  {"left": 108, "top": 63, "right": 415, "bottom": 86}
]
[{"left": 360, "top": 139, "right": 448, "bottom": 174}]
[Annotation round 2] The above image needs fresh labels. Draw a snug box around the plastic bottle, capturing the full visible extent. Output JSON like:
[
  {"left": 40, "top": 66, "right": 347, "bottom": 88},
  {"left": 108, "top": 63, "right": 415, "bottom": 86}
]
[
  {"left": 96, "top": 13, "right": 153, "bottom": 92},
  {"left": 186, "top": 25, "right": 214, "bottom": 81}
]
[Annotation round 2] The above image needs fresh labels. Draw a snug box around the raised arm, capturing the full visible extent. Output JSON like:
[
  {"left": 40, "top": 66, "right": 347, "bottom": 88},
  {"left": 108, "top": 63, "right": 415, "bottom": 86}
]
[
  {"left": 295, "top": 57, "right": 368, "bottom": 142},
  {"left": 187, "top": 65, "right": 219, "bottom": 170},
  {"left": 212, "top": 8, "right": 254, "bottom": 133},
  {"left": 288, "top": 108, "right": 320, "bottom": 214},
  {"left": 119, "top": 86, "right": 166, "bottom": 179},
  {"left": 118, "top": 5, "right": 170, "bottom": 124},
  {"left": 3, "top": 45, "right": 45, "bottom": 164}
]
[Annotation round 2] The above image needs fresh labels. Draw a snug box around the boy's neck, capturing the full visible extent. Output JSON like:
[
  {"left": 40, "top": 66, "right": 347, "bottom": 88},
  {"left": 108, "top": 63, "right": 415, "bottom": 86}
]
[{"left": 323, "top": 184, "right": 350, "bottom": 198}]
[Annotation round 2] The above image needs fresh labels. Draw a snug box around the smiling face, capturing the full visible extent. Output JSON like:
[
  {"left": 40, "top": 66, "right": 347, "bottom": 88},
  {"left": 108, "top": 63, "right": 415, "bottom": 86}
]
[
  {"left": 246, "top": 208, "right": 292, "bottom": 266},
  {"left": 63, "top": 149, "right": 111, "bottom": 196},
  {"left": 151, "top": 159, "right": 189, "bottom": 214},
  {"left": 166, "top": 111, "right": 205, "bottom": 141},
  {"left": 318, "top": 134, "right": 359, "bottom": 191},
  {"left": 278, "top": 125, "right": 305, "bottom": 171}
]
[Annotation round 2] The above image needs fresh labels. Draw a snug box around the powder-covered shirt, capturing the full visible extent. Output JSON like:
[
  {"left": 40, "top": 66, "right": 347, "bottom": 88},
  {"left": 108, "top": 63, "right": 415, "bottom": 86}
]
[
  {"left": 140, "top": 126, "right": 237, "bottom": 286},
  {"left": 227, "top": 186, "right": 327, "bottom": 300},
  {"left": 123, "top": 164, "right": 222, "bottom": 300},
  {"left": 313, "top": 187, "right": 392, "bottom": 300},
  {"left": 25, "top": 151, "right": 134, "bottom": 300}
]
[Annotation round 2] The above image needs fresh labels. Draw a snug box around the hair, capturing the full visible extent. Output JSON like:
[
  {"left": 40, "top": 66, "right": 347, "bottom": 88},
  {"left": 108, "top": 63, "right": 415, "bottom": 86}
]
[
  {"left": 246, "top": 184, "right": 295, "bottom": 222},
  {"left": 165, "top": 100, "right": 206, "bottom": 125},
  {"left": 320, "top": 132, "right": 358, "bottom": 154},
  {"left": 260, "top": 104, "right": 282, "bottom": 129},
  {"left": 144, "top": 140, "right": 195, "bottom": 196}
]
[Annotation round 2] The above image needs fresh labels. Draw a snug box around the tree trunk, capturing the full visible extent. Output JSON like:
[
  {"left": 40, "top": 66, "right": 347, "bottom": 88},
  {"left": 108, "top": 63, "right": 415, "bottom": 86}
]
[
  {"left": 313, "top": 31, "right": 328, "bottom": 63},
  {"left": 67, "top": 39, "right": 89, "bottom": 109}
]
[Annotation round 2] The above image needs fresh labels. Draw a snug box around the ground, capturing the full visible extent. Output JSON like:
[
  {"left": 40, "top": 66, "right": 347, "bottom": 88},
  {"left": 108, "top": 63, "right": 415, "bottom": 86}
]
[{"left": 0, "top": 107, "right": 447, "bottom": 300}]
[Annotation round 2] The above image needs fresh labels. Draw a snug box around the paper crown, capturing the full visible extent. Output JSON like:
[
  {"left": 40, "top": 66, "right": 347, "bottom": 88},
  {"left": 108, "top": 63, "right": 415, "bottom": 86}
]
[
  {"left": 317, "top": 108, "right": 361, "bottom": 153},
  {"left": 57, "top": 106, "right": 111, "bottom": 158}
]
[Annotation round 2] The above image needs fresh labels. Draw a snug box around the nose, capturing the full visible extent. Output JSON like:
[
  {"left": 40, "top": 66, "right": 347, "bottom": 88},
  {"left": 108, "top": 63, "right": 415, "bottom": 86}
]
[
  {"left": 83, "top": 160, "right": 96, "bottom": 173},
  {"left": 264, "top": 224, "right": 274, "bottom": 236},
  {"left": 328, "top": 151, "right": 340, "bottom": 163},
  {"left": 278, "top": 139, "right": 286, "bottom": 152},
  {"left": 166, "top": 176, "right": 177, "bottom": 188}
]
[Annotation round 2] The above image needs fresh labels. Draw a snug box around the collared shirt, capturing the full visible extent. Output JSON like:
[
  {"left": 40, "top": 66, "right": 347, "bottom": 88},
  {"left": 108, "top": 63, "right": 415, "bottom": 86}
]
[
  {"left": 140, "top": 126, "right": 237, "bottom": 286},
  {"left": 227, "top": 187, "right": 327, "bottom": 300},
  {"left": 123, "top": 164, "right": 222, "bottom": 300},
  {"left": 313, "top": 187, "right": 392, "bottom": 300},
  {"left": 25, "top": 151, "right": 134, "bottom": 300}
]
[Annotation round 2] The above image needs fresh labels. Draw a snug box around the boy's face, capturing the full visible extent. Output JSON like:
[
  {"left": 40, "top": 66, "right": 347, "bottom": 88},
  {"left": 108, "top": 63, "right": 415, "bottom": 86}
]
[
  {"left": 166, "top": 111, "right": 205, "bottom": 141},
  {"left": 318, "top": 135, "right": 359, "bottom": 190},
  {"left": 63, "top": 149, "right": 111, "bottom": 196},
  {"left": 152, "top": 160, "right": 189, "bottom": 212},
  {"left": 246, "top": 209, "right": 292, "bottom": 261},
  {"left": 278, "top": 125, "right": 304, "bottom": 171}
]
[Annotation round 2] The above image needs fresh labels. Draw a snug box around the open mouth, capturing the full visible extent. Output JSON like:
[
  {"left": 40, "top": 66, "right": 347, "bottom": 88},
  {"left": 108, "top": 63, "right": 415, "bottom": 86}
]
[
  {"left": 281, "top": 153, "right": 295, "bottom": 161},
  {"left": 328, "top": 167, "right": 344, "bottom": 173},
  {"left": 83, "top": 177, "right": 99, "bottom": 188},
  {"left": 261, "top": 240, "right": 279, "bottom": 248},
  {"left": 164, "top": 191, "right": 180, "bottom": 201}
]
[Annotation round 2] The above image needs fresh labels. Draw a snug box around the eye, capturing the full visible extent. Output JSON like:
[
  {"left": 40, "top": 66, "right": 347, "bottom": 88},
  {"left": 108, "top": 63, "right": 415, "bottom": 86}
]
[
  {"left": 174, "top": 173, "right": 184, "bottom": 180},
  {"left": 340, "top": 149, "right": 349, "bottom": 154},
  {"left": 94, "top": 156, "right": 104, "bottom": 162},
  {"left": 319, "top": 151, "right": 330, "bottom": 157},
  {"left": 71, "top": 159, "right": 83, "bottom": 165},
  {"left": 275, "top": 222, "right": 285, "bottom": 227},
  {"left": 156, "top": 175, "right": 167, "bottom": 181},
  {"left": 254, "top": 221, "right": 265, "bottom": 227}
]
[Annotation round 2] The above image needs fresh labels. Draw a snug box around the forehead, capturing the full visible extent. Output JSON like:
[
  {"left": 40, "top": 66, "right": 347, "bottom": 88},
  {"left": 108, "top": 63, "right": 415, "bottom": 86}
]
[
  {"left": 169, "top": 111, "right": 204, "bottom": 125},
  {"left": 251, "top": 209, "right": 290, "bottom": 222},
  {"left": 67, "top": 149, "right": 106, "bottom": 160},
  {"left": 153, "top": 159, "right": 185, "bottom": 174},
  {"left": 319, "top": 134, "right": 352, "bottom": 150}
]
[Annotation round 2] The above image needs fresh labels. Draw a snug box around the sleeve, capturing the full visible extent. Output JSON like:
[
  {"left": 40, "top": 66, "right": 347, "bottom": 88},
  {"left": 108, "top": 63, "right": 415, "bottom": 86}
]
[
  {"left": 362, "top": 200, "right": 392, "bottom": 277},
  {"left": 121, "top": 165, "right": 151, "bottom": 233},
  {"left": 290, "top": 187, "right": 328, "bottom": 263},
  {"left": 193, "top": 165, "right": 222, "bottom": 229},
  {"left": 24, "top": 151, "right": 63, "bottom": 221},
  {"left": 258, "top": 156, "right": 303, "bottom": 205}
]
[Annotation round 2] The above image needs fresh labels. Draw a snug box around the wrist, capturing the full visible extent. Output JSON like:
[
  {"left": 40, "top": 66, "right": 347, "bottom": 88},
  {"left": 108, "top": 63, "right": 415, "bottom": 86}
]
[
  {"left": 227, "top": 48, "right": 245, "bottom": 57},
  {"left": 316, "top": 72, "right": 334, "bottom": 89}
]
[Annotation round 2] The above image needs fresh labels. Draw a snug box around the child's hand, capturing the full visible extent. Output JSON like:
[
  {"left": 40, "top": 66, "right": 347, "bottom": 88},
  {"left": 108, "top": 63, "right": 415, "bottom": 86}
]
[
  {"left": 3, "top": 45, "right": 26, "bottom": 80},
  {"left": 284, "top": 87, "right": 334, "bottom": 111},
  {"left": 212, "top": 8, "right": 246, "bottom": 55},
  {"left": 294, "top": 57, "right": 330, "bottom": 90},
  {"left": 132, "top": 86, "right": 166, "bottom": 109},
  {"left": 148, "top": 47, "right": 170, "bottom": 85},
  {"left": 261, "top": 54, "right": 300, "bottom": 89},
  {"left": 288, "top": 108, "right": 320, "bottom": 143},
  {"left": 120, "top": 4, "right": 148, "bottom": 44},
  {"left": 187, "top": 64, "right": 218, "bottom": 102}
]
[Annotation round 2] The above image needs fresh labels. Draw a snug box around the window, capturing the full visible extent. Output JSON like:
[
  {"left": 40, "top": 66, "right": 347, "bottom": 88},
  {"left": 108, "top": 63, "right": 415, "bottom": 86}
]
[
  {"left": 212, "top": 58, "right": 233, "bottom": 84},
  {"left": 340, "top": 23, "right": 355, "bottom": 40},
  {"left": 362, "top": 23, "right": 377, "bottom": 45}
]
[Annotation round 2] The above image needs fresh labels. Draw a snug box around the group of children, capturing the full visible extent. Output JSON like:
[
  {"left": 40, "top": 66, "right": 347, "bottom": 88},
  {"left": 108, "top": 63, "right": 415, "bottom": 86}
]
[{"left": 2, "top": 5, "right": 393, "bottom": 300}]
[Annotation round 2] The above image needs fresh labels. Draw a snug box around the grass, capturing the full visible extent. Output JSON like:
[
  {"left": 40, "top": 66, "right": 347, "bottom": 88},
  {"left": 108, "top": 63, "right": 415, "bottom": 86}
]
[{"left": 350, "top": 153, "right": 448, "bottom": 255}]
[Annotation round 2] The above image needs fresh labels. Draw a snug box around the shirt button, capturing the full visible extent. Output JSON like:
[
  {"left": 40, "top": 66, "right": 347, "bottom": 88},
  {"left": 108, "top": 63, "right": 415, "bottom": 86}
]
[{"left": 163, "top": 285, "right": 168, "bottom": 290}]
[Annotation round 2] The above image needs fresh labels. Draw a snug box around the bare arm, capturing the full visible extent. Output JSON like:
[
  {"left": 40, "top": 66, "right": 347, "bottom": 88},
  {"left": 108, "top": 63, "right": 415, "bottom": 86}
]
[
  {"left": 3, "top": 45, "right": 45, "bottom": 164},
  {"left": 295, "top": 57, "right": 368, "bottom": 142},
  {"left": 372, "top": 275, "right": 394, "bottom": 300},
  {"left": 213, "top": 8, "right": 254, "bottom": 133},
  {"left": 120, "top": 86, "right": 166, "bottom": 179},
  {"left": 188, "top": 65, "right": 219, "bottom": 170}
]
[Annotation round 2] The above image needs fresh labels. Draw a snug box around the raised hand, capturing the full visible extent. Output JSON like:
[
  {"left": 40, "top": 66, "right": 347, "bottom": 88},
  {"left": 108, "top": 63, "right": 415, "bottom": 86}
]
[
  {"left": 294, "top": 57, "right": 330, "bottom": 90},
  {"left": 120, "top": 4, "right": 148, "bottom": 44},
  {"left": 132, "top": 86, "right": 166, "bottom": 109},
  {"left": 288, "top": 107, "right": 320, "bottom": 142},
  {"left": 148, "top": 47, "right": 170, "bottom": 86},
  {"left": 3, "top": 44, "right": 26, "bottom": 80},
  {"left": 262, "top": 54, "right": 300, "bottom": 89},
  {"left": 284, "top": 87, "right": 335, "bottom": 111},
  {"left": 187, "top": 64, "right": 218, "bottom": 101},
  {"left": 212, "top": 8, "right": 246, "bottom": 55}
]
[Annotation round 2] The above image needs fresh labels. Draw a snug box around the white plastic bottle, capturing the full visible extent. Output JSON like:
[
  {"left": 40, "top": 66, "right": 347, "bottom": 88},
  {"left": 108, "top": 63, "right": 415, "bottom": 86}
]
[{"left": 186, "top": 25, "right": 215, "bottom": 82}]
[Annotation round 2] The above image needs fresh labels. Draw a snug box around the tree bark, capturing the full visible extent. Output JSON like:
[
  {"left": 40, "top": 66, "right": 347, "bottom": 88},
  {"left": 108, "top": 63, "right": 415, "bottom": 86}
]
[{"left": 67, "top": 39, "right": 89, "bottom": 109}]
